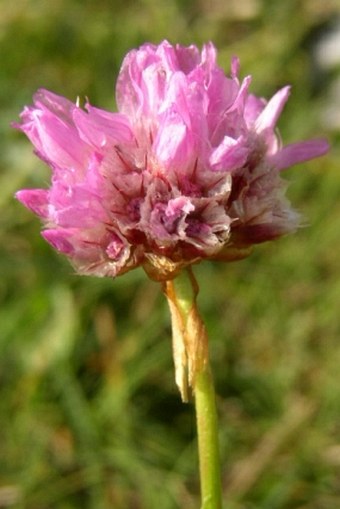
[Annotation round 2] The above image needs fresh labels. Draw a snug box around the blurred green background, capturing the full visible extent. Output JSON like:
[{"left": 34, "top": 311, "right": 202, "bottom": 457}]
[{"left": 1, "top": 0, "right": 339, "bottom": 508}]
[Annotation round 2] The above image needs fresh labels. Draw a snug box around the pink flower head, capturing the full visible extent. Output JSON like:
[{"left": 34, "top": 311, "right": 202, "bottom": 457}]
[{"left": 15, "top": 41, "right": 329, "bottom": 281}]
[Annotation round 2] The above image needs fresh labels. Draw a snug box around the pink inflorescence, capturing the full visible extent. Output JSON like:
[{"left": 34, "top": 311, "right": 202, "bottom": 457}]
[{"left": 15, "top": 41, "right": 329, "bottom": 280}]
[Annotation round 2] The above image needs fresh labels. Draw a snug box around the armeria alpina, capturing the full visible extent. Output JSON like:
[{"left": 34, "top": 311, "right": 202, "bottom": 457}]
[{"left": 15, "top": 41, "right": 329, "bottom": 281}]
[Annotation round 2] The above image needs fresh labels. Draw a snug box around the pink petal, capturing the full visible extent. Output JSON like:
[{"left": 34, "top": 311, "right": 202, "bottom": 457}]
[
  {"left": 33, "top": 89, "right": 76, "bottom": 119},
  {"left": 209, "top": 136, "right": 248, "bottom": 172},
  {"left": 106, "top": 234, "right": 126, "bottom": 260},
  {"left": 201, "top": 42, "right": 218, "bottom": 74},
  {"left": 116, "top": 44, "right": 157, "bottom": 117},
  {"left": 153, "top": 72, "right": 195, "bottom": 167},
  {"left": 73, "top": 107, "right": 133, "bottom": 147},
  {"left": 17, "top": 92, "right": 89, "bottom": 170},
  {"left": 255, "top": 86, "right": 291, "bottom": 133},
  {"left": 156, "top": 40, "right": 181, "bottom": 72},
  {"left": 154, "top": 106, "right": 195, "bottom": 169},
  {"left": 36, "top": 114, "right": 88, "bottom": 168},
  {"left": 139, "top": 62, "right": 169, "bottom": 117},
  {"left": 42, "top": 229, "right": 75, "bottom": 255},
  {"left": 229, "top": 75, "right": 252, "bottom": 114},
  {"left": 230, "top": 56, "right": 240, "bottom": 79},
  {"left": 174, "top": 43, "right": 200, "bottom": 74},
  {"left": 244, "top": 94, "right": 267, "bottom": 127},
  {"left": 166, "top": 196, "right": 195, "bottom": 217},
  {"left": 15, "top": 189, "right": 49, "bottom": 218},
  {"left": 269, "top": 138, "right": 330, "bottom": 170}
]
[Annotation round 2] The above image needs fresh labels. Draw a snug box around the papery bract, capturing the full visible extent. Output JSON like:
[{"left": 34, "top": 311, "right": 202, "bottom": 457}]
[{"left": 15, "top": 40, "right": 329, "bottom": 280}]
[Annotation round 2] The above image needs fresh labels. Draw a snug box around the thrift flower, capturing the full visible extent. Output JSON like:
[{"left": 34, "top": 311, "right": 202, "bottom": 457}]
[
  {"left": 14, "top": 42, "right": 330, "bottom": 504},
  {"left": 15, "top": 41, "right": 329, "bottom": 281}
]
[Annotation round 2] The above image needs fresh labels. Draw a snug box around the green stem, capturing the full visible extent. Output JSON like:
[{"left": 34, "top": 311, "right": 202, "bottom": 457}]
[
  {"left": 195, "top": 367, "right": 222, "bottom": 509},
  {"left": 170, "top": 269, "right": 222, "bottom": 509}
]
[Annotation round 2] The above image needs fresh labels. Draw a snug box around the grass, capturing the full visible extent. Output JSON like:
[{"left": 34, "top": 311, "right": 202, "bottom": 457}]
[{"left": 1, "top": 1, "right": 339, "bottom": 507}]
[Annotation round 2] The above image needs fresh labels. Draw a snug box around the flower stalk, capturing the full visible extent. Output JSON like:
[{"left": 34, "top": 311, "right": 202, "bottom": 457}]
[
  {"left": 195, "top": 367, "right": 222, "bottom": 509},
  {"left": 164, "top": 268, "right": 222, "bottom": 508}
]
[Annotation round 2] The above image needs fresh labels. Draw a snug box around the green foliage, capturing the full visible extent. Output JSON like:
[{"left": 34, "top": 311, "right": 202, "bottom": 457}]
[{"left": 1, "top": 0, "right": 339, "bottom": 507}]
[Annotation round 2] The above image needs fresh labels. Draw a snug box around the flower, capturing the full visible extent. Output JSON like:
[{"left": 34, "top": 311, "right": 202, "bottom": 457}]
[{"left": 15, "top": 41, "right": 329, "bottom": 281}]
